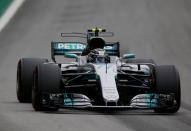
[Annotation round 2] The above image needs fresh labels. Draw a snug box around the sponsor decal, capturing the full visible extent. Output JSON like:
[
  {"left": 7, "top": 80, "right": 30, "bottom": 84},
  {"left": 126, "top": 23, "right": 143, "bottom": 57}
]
[{"left": 55, "top": 43, "right": 86, "bottom": 50}]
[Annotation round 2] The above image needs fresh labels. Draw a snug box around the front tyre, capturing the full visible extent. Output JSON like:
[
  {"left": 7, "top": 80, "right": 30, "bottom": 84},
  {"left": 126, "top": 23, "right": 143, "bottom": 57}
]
[
  {"left": 154, "top": 65, "right": 181, "bottom": 113},
  {"left": 32, "top": 63, "right": 61, "bottom": 111}
]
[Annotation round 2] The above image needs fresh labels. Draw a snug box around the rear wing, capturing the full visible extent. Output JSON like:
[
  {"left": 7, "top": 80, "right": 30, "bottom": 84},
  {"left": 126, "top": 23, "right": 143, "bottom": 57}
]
[{"left": 51, "top": 42, "right": 120, "bottom": 61}]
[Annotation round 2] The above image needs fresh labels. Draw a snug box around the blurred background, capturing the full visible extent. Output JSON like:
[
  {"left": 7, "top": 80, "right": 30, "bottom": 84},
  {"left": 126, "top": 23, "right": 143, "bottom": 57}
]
[{"left": 0, "top": 0, "right": 191, "bottom": 131}]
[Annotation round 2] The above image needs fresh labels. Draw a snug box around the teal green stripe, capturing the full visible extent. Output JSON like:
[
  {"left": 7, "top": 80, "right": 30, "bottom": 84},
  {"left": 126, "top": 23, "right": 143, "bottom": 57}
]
[{"left": 0, "top": 0, "right": 13, "bottom": 17}]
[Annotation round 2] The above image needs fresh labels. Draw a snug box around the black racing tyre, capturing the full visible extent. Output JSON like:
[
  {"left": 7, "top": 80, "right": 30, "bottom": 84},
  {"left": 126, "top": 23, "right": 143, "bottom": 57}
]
[
  {"left": 32, "top": 63, "right": 61, "bottom": 111},
  {"left": 17, "top": 58, "right": 48, "bottom": 103},
  {"left": 154, "top": 65, "right": 181, "bottom": 113}
]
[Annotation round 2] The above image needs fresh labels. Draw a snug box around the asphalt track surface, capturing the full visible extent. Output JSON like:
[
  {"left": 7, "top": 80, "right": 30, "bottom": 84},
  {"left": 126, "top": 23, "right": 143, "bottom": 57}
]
[{"left": 0, "top": 0, "right": 191, "bottom": 131}]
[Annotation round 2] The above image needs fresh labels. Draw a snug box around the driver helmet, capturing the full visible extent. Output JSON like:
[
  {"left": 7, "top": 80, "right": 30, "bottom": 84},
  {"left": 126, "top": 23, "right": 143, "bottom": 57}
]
[
  {"left": 87, "top": 48, "right": 110, "bottom": 63},
  {"left": 88, "top": 37, "right": 106, "bottom": 50}
]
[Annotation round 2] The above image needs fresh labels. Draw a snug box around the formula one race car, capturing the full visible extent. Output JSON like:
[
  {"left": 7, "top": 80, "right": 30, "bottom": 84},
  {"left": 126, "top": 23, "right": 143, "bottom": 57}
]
[{"left": 16, "top": 28, "right": 181, "bottom": 113}]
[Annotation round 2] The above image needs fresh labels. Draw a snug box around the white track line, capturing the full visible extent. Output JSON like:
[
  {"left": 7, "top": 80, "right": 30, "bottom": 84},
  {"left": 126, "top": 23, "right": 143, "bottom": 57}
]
[{"left": 0, "top": 0, "right": 25, "bottom": 32}]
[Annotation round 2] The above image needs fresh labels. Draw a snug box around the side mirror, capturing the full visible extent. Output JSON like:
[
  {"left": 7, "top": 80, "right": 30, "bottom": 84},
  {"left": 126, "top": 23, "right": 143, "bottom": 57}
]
[
  {"left": 65, "top": 53, "right": 78, "bottom": 58},
  {"left": 122, "top": 54, "right": 135, "bottom": 59}
]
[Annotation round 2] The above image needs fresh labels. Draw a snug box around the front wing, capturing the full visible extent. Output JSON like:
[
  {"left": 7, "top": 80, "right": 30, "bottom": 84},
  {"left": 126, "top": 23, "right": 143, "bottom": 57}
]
[{"left": 41, "top": 93, "right": 177, "bottom": 110}]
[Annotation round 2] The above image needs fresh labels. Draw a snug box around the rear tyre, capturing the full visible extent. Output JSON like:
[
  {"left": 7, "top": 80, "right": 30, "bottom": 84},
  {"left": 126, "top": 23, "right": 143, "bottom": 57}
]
[
  {"left": 17, "top": 58, "right": 48, "bottom": 103},
  {"left": 154, "top": 65, "right": 181, "bottom": 113},
  {"left": 32, "top": 63, "right": 61, "bottom": 111}
]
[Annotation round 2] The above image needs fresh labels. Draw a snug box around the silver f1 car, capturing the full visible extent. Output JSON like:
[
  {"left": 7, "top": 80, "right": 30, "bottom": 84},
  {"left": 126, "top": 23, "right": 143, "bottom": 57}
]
[{"left": 17, "top": 28, "right": 181, "bottom": 113}]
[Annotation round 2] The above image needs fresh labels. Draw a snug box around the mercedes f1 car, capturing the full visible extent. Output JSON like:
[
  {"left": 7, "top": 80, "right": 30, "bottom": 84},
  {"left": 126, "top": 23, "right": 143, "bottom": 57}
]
[{"left": 17, "top": 28, "right": 181, "bottom": 113}]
